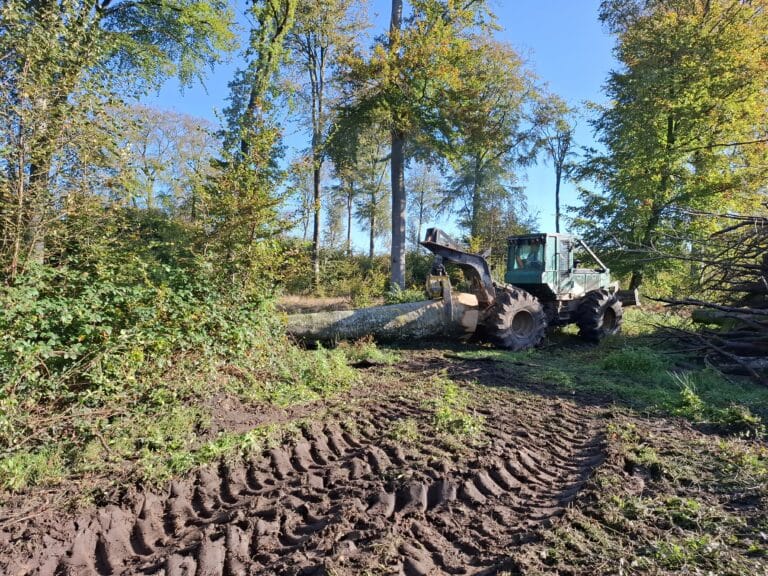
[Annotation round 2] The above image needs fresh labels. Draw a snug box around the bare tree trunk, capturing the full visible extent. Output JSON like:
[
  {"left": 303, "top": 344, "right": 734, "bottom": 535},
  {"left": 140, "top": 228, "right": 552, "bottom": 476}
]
[
  {"left": 369, "top": 203, "right": 376, "bottom": 259},
  {"left": 312, "top": 161, "right": 321, "bottom": 287},
  {"left": 391, "top": 130, "right": 406, "bottom": 287},
  {"left": 554, "top": 165, "right": 561, "bottom": 234},
  {"left": 471, "top": 162, "right": 482, "bottom": 239},
  {"left": 346, "top": 181, "right": 353, "bottom": 256},
  {"left": 416, "top": 190, "right": 424, "bottom": 252},
  {"left": 389, "top": 0, "right": 406, "bottom": 288}
]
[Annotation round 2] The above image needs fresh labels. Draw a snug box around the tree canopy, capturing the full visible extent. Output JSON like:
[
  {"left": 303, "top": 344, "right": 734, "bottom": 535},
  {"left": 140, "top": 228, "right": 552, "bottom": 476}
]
[{"left": 575, "top": 0, "right": 768, "bottom": 291}]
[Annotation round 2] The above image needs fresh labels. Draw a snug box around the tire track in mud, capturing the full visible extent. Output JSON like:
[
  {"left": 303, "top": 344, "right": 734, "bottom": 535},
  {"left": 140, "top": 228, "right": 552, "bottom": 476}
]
[{"left": 11, "top": 393, "right": 605, "bottom": 576}]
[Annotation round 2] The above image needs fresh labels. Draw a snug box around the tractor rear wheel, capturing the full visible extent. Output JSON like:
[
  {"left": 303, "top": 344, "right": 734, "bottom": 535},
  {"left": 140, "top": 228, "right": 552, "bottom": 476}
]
[
  {"left": 576, "top": 289, "right": 623, "bottom": 341},
  {"left": 486, "top": 287, "right": 547, "bottom": 351}
]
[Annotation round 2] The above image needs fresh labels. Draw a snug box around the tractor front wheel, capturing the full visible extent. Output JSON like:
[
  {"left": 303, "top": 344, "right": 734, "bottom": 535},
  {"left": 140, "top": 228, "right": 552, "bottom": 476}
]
[
  {"left": 486, "top": 287, "right": 547, "bottom": 351},
  {"left": 576, "top": 289, "right": 623, "bottom": 341}
]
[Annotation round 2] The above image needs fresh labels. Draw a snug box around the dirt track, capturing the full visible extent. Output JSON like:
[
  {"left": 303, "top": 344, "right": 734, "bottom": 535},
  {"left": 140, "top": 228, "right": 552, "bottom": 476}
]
[{"left": 2, "top": 353, "right": 608, "bottom": 576}]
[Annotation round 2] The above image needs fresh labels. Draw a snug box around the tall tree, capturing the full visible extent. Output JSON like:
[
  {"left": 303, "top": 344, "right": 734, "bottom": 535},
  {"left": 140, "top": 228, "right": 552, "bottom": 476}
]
[
  {"left": 286, "top": 0, "right": 366, "bottom": 287},
  {"left": 329, "top": 165, "right": 360, "bottom": 255},
  {"left": 534, "top": 94, "right": 576, "bottom": 234},
  {"left": 353, "top": 131, "right": 391, "bottom": 259},
  {"left": 389, "top": 0, "right": 406, "bottom": 286},
  {"left": 442, "top": 38, "right": 538, "bottom": 246},
  {"left": 110, "top": 105, "right": 219, "bottom": 220},
  {"left": 0, "top": 0, "right": 236, "bottom": 278},
  {"left": 575, "top": 0, "right": 768, "bottom": 291},
  {"left": 212, "top": 0, "right": 298, "bottom": 287},
  {"left": 340, "top": 0, "right": 494, "bottom": 287}
]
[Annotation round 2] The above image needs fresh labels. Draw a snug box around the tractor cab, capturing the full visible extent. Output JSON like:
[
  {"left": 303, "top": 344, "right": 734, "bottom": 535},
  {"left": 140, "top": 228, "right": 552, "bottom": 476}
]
[{"left": 505, "top": 233, "right": 614, "bottom": 300}]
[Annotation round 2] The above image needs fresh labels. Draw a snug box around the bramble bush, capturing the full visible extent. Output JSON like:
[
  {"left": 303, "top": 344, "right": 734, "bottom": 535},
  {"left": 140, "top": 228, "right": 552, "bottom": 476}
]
[{"left": 0, "top": 210, "right": 360, "bottom": 490}]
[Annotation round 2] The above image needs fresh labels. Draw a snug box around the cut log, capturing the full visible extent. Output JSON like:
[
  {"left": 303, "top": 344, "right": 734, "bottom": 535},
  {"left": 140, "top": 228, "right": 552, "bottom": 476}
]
[
  {"left": 286, "top": 293, "right": 479, "bottom": 344},
  {"left": 691, "top": 308, "right": 768, "bottom": 328}
]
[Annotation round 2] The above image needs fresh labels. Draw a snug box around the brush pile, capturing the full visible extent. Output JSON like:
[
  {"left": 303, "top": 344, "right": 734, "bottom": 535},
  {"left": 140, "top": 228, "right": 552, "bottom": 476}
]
[{"left": 661, "top": 208, "right": 768, "bottom": 385}]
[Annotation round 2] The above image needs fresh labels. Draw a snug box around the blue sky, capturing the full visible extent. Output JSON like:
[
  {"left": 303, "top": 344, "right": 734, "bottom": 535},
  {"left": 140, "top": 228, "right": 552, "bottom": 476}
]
[{"left": 145, "top": 0, "right": 617, "bottom": 246}]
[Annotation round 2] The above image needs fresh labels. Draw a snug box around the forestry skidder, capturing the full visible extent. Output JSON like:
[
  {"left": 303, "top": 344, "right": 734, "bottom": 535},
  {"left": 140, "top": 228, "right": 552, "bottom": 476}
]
[
  {"left": 421, "top": 228, "right": 639, "bottom": 350},
  {"left": 286, "top": 228, "right": 638, "bottom": 350}
]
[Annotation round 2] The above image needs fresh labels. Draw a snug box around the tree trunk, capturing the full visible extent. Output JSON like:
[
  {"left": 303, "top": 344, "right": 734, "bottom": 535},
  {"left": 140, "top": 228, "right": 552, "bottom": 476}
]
[
  {"left": 554, "top": 166, "right": 561, "bottom": 234},
  {"left": 631, "top": 115, "right": 675, "bottom": 290},
  {"left": 390, "top": 0, "right": 402, "bottom": 33},
  {"left": 312, "top": 162, "right": 321, "bottom": 288},
  {"left": 416, "top": 191, "right": 424, "bottom": 252},
  {"left": 470, "top": 155, "right": 482, "bottom": 239},
  {"left": 346, "top": 181, "right": 353, "bottom": 255},
  {"left": 389, "top": 0, "right": 406, "bottom": 289},
  {"left": 369, "top": 205, "right": 376, "bottom": 259},
  {"left": 391, "top": 130, "right": 406, "bottom": 287},
  {"left": 286, "top": 292, "right": 479, "bottom": 343}
]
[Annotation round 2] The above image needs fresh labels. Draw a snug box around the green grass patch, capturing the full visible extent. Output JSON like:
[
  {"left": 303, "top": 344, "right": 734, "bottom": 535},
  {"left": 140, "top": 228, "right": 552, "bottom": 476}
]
[
  {"left": 0, "top": 446, "right": 65, "bottom": 492},
  {"left": 430, "top": 377, "right": 484, "bottom": 437},
  {"left": 388, "top": 418, "right": 421, "bottom": 444},
  {"left": 339, "top": 338, "right": 400, "bottom": 366},
  {"left": 600, "top": 346, "right": 670, "bottom": 373},
  {"left": 451, "top": 308, "right": 768, "bottom": 435}
]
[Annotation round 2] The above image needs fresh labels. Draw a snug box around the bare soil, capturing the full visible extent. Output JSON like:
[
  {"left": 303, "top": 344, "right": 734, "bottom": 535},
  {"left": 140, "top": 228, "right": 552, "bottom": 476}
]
[{"left": 1, "top": 348, "right": 766, "bottom": 575}]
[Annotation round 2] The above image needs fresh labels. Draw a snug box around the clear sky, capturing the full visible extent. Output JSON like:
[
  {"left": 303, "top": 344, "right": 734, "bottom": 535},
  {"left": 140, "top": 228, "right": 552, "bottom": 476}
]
[{"left": 145, "top": 0, "right": 617, "bottom": 244}]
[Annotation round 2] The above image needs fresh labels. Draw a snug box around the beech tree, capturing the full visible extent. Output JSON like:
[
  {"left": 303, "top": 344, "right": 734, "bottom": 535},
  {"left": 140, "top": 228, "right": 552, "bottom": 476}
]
[
  {"left": 340, "top": 0, "right": 494, "bottom": 287},
  {"left": 534, "top": 94, "right": 576, "bottom": 234},
  {"left": 575, "top": 0, "right": 768, "bottom": 291},
  {"left": 109, "top": 106, "right": 219, "bottom": 221},
  {"left": 0, "top": 0, "right": 236, "bottom": 277},
  {"left": 211, "top": 0, "right": 298, "bottom": 286},
  {"left": 407, "top": 163, "right": 445, "bottom": 251},
  {"left": 441, "top": 38, "right": 537, "bottom": 245},
  {"left": 286, "top": 0, "right": 366, "bottom": 286}
]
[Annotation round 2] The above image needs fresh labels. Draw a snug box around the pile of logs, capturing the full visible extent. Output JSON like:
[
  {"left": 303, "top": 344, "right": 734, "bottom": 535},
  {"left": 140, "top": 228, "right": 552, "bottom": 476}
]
[{"left": 662, "top": 209, "right": 768, "bottom": 385}]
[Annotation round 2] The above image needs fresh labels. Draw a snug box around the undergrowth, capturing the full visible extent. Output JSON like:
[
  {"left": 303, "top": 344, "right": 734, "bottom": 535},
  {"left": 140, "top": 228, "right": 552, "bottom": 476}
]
[{"left": 0, "top": 251, "right": 366, "bottom": 492}]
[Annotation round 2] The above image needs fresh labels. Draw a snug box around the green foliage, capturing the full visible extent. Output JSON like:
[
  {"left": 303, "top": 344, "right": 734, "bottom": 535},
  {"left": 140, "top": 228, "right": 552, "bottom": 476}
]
[
  {"left": 431, "top": 378, "right": 484, "bottom": 436},
  {"left": 575, "top": 0, "right": 768, "bottom": 290},
  {"left": 672, "top": 372, "right": 765, "bottom": 437},
  {"left": 384, "top": 284, "right": 426, "bottom": 305},
  {"left": 442, "top": 40, "right": 539, "bottom": 249},
  {"left": 388, "top": 418, "right": 421, "bottom": 444},
  {"left": 267, "top": 345, "right": 357, "bottom": 406},
  {"left": 0, "top": 204, "right": 360, "bottom": 492},
  {"left": 0, "top": 447, "right": 64, "bottom": 492},
  {"left": 339, "top": 339, "right": 400, "bottom": 366},
  {"left": 405, "top": 251, "right": 435, "bottom": 289},
  {"left": 0, "top": 0, "right": 237, "bottom": 277},
  {"left": 453, "top": 308, "right": 768, "bottom": 426}
]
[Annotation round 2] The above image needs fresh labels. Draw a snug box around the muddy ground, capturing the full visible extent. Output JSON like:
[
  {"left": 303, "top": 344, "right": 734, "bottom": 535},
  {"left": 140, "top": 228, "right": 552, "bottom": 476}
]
[{"left": 1, "top": 347, "right": 766, "bottom": 575}]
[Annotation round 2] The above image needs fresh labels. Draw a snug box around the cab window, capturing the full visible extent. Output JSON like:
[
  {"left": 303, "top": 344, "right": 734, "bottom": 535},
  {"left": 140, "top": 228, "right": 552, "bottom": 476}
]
[{"left": 511, "top": 240, "right": 545, "bottom": 270}]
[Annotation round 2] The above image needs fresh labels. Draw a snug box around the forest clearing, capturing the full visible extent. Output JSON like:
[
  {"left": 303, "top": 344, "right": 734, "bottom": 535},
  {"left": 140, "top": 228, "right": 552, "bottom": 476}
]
[
  {"left": 1, "top": 310, "right": 767, "bottom": 575},
  {"left": 2, "top": 0, "right": 768, "bottom": 574}
]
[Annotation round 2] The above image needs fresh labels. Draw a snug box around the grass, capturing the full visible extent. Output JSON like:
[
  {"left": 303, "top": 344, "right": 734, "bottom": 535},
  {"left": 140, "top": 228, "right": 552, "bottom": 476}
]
[
  {"left": 453, "top": 308, "right": 768, "bottom": 435},
  {"left": 388, "top": 418, "right": 421, "bottom": 444},
  {"left": 338, "top": 337, "right": 400, "bottom": 366},
  {"left": 430, "top": 376, "right": 484, "bottom": 437}
]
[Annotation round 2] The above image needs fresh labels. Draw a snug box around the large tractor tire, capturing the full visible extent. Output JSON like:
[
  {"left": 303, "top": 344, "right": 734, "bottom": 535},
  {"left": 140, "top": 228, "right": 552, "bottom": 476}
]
[
  {"left": 576, "top": 289, "right": 623, "bottom": 341},
  {"left": 486, "top": 286, "right": 547, "bottom": 351}
]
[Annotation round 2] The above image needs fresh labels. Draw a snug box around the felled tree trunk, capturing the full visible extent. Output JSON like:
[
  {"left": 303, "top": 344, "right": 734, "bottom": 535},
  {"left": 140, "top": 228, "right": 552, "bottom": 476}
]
[{"left": 286, "top": 293, "right": 479, "bottom": 344}]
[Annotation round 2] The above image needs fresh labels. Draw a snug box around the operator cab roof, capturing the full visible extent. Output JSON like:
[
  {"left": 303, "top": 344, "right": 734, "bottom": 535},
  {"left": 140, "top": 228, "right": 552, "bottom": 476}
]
[{"left": 507, "top": 232, "right": 578, "bottom": 243}]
